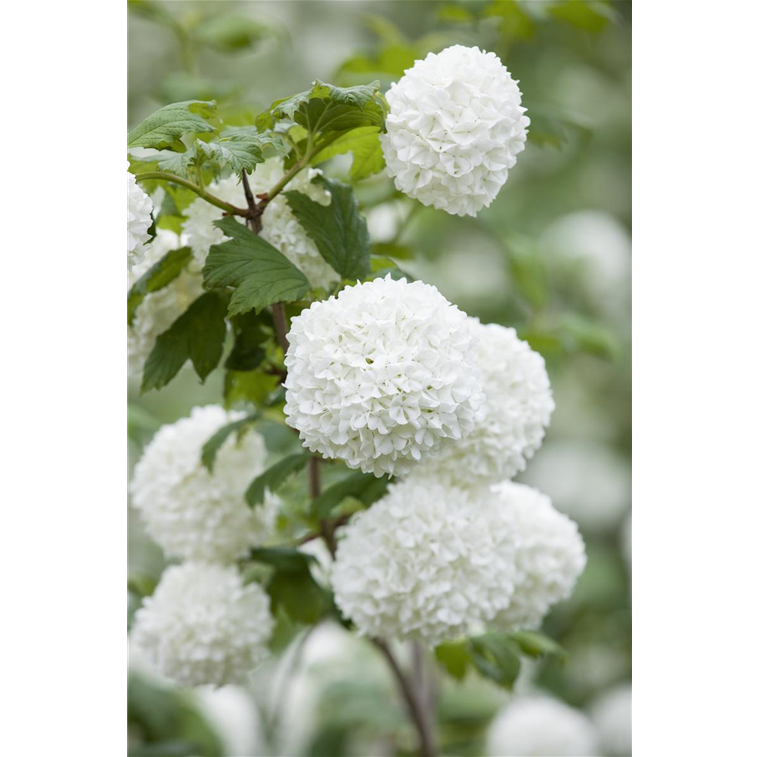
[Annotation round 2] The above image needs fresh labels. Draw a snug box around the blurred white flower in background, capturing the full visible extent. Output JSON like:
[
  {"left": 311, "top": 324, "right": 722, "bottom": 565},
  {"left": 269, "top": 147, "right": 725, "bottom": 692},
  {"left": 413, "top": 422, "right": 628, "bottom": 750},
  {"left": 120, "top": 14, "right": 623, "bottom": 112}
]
[
  {"left": 564, "top": 644, "right": 630, "bottom": 696},
  {"left": 128, "top": 632, "right": 167, "bottom": 685},
  {"left": 520, "top": 439, "right": 631, "bottom": 533},
  {"left": 194, "top": 685, "right": 265, "bottom": 757},
  {"left": 332, "top": 478, "right": 518, "bottom": 644},
  {"left": 415, "top": 322, "right": 553, "bottom": 488},
  {"left": 382, "top": 45, "right": 529, "bottom": 217},
  {"left": 249, "top": 621, "right": 394, "bottom": 757},
  {"left": 486, "top": 695, "right": 600, "bottom": 757},
  {"left": 547, "top": 366, "right": 622, "bottom": 444},
  {"left": 182, "top": 158, "right": 340, "bottom": 289},
  {"left": 491, "top": 482, "right": 586, "bottom": 631},
  {"left": 127, "top": 229, "right": 204, "bottom": 379},
  {"left": 413, "top": 244, "right": 511, "bottom": 308},
  {"left": 365, "top": 200, "right": 411, "bottom": 243},
  {"left": 284, "top": 275, "right": 485, "bottom": 476},
  {"left": 130, "top": 405, "right": 278, "bottom": 562},
  {"left": 131, "top": 562, "right": 274, "bottom": 687},
  {"left": 127, "top": 169, "right": 154, "bottom": 263},
  {"left": 591, "top": 683, "right": 632, "bottom": 757},
  {"left": 540, "top": 210, "right": 631, "bottom": 321}
]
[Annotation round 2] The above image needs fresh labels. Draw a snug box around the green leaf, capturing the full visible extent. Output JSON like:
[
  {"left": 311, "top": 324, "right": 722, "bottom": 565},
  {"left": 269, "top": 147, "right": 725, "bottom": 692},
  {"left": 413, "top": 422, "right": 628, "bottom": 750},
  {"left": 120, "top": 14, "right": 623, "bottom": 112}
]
[
  {"left": 198, "top": 131, "right": 287, "bottom": 174},
  {"left": 224, "top": 370, "right": 280, "bottom": 409},
  {"left": 203, "top": 217, "right": 311, "bottom": 316},
  {"left": 157, "top": 148, "right": 199, "bottom": 177},
  {"left": 127, "top": 573, "right": 158, "bottom": 599},
  {"left": 127, "top": 100, "right": 217, "bottom": 151},
  {"left": 435, "top": 640, "right": 471, "bottom": 681},
  {"left": 127, "top": 0, "right": 175, "bottom": 25},
  {"left": 558, "top": 314, "right": 619, "bottom": 360},
  {"left": 437, "top": 4, "right": 476, "bottom": 23},
  {"left": 311, "top": 472, "right": 391, "bottom": 519},
  {"left": 483, "top": 0, "right": 537, "bottom": 41},
  {"left": 285, "top": 176, "right": 370, "bottom": 279},
  {"left": 371, "top": 242, "right": 414, "bottom": 261},
  {"left": 127, "top": 247, "right": 193, "bottom": 325},
  {"left": 259, "top": 80, "right": 385, "bottom": 134},
  {"left": 196, "top": 15, "right": 272, "bottom": 53},
  {"left": 312, "top": 126, "right": 385, "bottom": 181},
  {"left": 548, "top": 0, "right": 617, "bottom": 33},
  {"left": 468, "top": 633, "right": 522, "bottom": 690},
  {"left": 225, "top": 310, "right": 272, "bottom": 372},
  {"left": 245, "top": 452, "right": 311, "bottom": 506},
  {"left": 141, "top": 291, "right": 228, "bottom": 392},
  {"left": 250, "top": 547, "right": 330, "bottom": 624},
  {"left": 509, "top": 630, "right": 567, "bottom": 660},
  {"left": 369, "top": 256, "right": 414, "bottom": 282},
  {"left": 200, "top": 414, "right": 259, "bottom": 472}
]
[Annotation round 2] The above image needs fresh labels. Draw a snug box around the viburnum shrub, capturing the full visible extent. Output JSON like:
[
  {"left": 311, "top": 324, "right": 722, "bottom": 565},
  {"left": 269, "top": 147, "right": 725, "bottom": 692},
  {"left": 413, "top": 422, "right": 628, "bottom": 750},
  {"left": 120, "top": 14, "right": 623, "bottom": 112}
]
[{"left": 127, "top": 46, "right": 585, "bottom": 757}]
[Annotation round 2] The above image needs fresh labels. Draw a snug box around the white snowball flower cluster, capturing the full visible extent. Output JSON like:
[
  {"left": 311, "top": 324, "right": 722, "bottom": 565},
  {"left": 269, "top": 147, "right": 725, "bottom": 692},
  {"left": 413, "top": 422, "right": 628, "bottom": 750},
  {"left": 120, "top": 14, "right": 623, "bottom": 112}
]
[
  {"left": 284, "top": 275, "right": 486, "bottom": 476},
  {"left": 415, "top": 321, "right": 553, "bottom": 487},
  {"left": 591, "top": 684, "right": 632, "bottom": 757},
  {"left": 131, "top": 562, "right": 274, "bottom": 688},
  {"left": 486, "top": 696, "right": 600, "bottom": 757},
  {"left": 492, "top": 482, "right": 587, "bottom": 631},
  {"left": 130, "top": 405, "right": 278, "bottom": 563},
  {"left": 127, "top": 170, "right": 154, "bottom": 263},
  {"left": 381, "top": 45, "right": 529, "bottom": 217},
  {"left": 332, "top": 479, "right": 518, "bottom": 645},
  {"left": 182, "top": 158, "right": 339, "bottom": 289},
  {"left": 127, "top": 229, "right": 204, "bottom": 378}
]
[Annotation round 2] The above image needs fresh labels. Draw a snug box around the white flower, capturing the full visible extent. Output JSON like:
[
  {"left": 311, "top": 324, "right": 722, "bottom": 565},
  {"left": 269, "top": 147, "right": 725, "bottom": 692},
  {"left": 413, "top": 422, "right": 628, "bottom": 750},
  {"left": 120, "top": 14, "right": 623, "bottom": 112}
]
[
  {"left": 128, "top": 170, "right": 154, "bottom": 261},
  {"left": 415, "top": 321, "right": 553, "bottom": 487},
  {"left": 381, "top": 45, "right": 529, "bottom": 217},
  {"left": 127, "top": 229, "right": 204, "bottom": 379},
  {"left": 331, "top": 479, "right": 518, "bottom": 645},
  {"left": 283, "top": 275, "right": 486, "bottom": 476},
  {"left": 491, "top": 482, "right": 587, "bottom": 631},
  {"left": 520, "top": 440, "right": 631, "bottom": 533},
  {"left": 486, "top": 696, "right": 600, "bottom": 757},
  {"left": 131, "top": 562, "right": 274, "bottom": 688},
  {"left": 540, "top": 210, "right": 632, "bottom": 320},
  {"left": 591, "top": 684, "right": 632, "bottom": 757},
  {"left": 130, "top": 405, "right": 278, "bottom": 562},
  {"left": 182, "top": 159, "right": 339, "bottom": 289}
]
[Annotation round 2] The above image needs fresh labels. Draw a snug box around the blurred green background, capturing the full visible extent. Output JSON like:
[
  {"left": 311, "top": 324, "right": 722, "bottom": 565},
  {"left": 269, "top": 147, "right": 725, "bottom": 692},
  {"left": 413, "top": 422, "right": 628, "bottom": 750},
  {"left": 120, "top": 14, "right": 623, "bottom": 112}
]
[{"left": 128, "top": 1, "right": 631, "bottom": 755}]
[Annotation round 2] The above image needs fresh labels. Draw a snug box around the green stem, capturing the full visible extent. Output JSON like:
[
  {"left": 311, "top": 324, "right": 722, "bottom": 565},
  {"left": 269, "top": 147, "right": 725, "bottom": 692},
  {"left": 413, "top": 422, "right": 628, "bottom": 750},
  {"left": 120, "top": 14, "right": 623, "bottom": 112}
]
[
  {"left": 263, "top": 132, "right": 342, "bottom": 206},
  {"left": 134, "top": 172, "right": 247, "bottom": 216}
]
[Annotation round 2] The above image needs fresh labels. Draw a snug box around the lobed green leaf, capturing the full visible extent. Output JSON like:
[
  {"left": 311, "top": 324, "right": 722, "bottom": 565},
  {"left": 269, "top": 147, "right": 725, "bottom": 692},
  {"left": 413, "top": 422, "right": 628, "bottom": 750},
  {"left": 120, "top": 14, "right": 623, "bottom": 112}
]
[
  {"left": 245, "top": 452, "right": 312, "bottom": 507},
  {"left": 200, "top": 414, "right": 259, "bottom": 472},
  {"left": 285, "top": 176, "right": 370, "bottom": 279},
  {"left": 127, "top": 100, "right": 217, "bottom": 151},
  {"left": 141, "top": 291, "right": 228, "bottom": 392},
  {"left": 127, "top": 247, "right": 193, "bottom": 325},
  {"left": 203, "top": 217, "right": 311, "bottom": 316}
]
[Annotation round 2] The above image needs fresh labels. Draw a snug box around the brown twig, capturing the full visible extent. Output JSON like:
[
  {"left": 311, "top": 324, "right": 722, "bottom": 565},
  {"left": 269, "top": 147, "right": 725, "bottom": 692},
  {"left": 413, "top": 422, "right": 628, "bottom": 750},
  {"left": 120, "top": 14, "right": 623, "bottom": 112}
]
[
  {"left": 271, "top": 303, "right": 290, "bottom": 354},
  {"left": 241, "top": 169, "right": 263, "bottom": 233},
  {"left": 372, "top": 639, "right": 437, "bottom": 757},
  {"left": 296, "top": 513, "right": 351, "bottom": 547}
]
